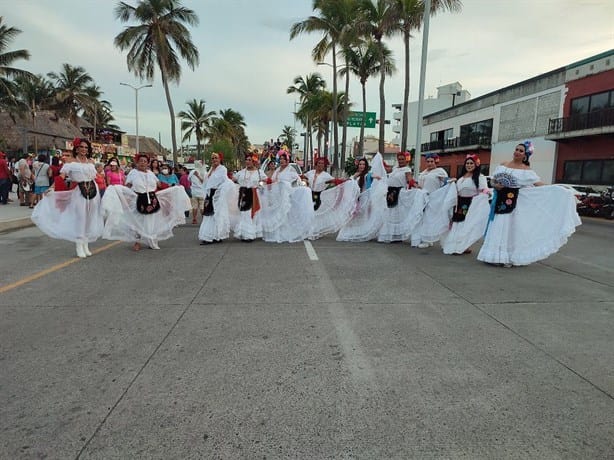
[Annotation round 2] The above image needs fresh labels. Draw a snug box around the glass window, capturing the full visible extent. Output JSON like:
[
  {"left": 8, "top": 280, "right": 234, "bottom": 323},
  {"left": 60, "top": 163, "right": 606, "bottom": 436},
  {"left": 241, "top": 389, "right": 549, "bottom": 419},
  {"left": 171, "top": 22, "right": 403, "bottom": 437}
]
[
  {"left": 582, "top": 160, "right": 602, "bottom": 183},
  {"left": 589, "top": 91, "right": 610, "bottom": 111},
  {"left": 602, "top": 160, "right": 614, "bottom": 183},
  {"left": 563, "top": 161, "right": 583, "bottom": 182},
  {"left": 430, "top": 132, "right": 439, "bottom": 142},
  {"left": 571, "top": 96, "right": 589, "bottom": 115},
  {"left": 444, "top": 128, "right": 453, "bottom": 140}
]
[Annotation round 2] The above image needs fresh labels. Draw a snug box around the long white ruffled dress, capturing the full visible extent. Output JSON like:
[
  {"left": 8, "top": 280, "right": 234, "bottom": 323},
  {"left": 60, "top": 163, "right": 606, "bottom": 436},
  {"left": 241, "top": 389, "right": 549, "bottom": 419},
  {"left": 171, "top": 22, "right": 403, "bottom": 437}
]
[
  {"left": 101, "top": 169, "right": 191, "bottom": 245},
  {"left": 411, "top": 167, "right": 454, "bottom": 246},
  {"left": 32, "top": 162, "right": 104, "bottom": 243},
  {"left": 477, "top": 166, "right": 581, "bottom": 266},
  {"left": 440, "top": 175, "right": 490, "bottom": 254},
  {"left": 198, "top": 165, "right": 238, "bottom": 243},
  {"left": 306, "top": 169, "right": 360, "bottom": 240},
  {"left": 262, "top": 166, "right": 313, "bottom": 243},
  {"left": 377, "top": 165, "right": 428, "bottom": 243},
  {"left": 232, "top": 168, "right": 266, "bottom": 240}
]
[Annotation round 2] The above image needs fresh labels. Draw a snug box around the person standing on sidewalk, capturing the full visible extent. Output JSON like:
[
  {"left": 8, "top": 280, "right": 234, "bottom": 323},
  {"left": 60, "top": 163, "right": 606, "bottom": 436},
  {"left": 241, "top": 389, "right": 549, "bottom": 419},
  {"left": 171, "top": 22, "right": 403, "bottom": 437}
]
[
  {"left": 188, "top": 160, "right": 205, "bottom": 224},
  {"left": 0, "top": 152, "right": 11, "bottom": 205}
]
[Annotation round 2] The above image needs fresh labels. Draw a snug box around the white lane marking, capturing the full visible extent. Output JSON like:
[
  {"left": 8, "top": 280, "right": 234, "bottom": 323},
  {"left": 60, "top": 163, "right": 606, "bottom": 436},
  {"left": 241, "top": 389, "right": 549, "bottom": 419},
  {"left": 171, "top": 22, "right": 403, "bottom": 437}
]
[{"left": 304, "top": 240, "right": 318, "bottom": 261}]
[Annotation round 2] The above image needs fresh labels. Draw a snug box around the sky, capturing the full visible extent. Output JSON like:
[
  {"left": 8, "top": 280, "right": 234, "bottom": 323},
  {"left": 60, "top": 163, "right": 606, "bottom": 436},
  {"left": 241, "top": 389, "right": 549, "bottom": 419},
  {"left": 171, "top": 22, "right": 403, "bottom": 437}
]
[{"left": 3, "top": 0, "right": 614, "bottom": 151}]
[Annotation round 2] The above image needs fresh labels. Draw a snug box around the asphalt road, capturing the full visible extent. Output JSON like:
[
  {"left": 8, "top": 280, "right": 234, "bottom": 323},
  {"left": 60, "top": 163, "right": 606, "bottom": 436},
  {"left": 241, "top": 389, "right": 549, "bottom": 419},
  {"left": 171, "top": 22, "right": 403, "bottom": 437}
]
[{"left": 1, "top": 219, "right": 613, "bottom": 459}]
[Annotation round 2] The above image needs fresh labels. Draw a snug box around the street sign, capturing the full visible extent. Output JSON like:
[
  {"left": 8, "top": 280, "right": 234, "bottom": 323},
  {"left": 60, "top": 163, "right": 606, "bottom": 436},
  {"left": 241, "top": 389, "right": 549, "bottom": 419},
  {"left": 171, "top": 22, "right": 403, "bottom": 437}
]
[{"left": 345, "top": 111, "right": 376, "bottom": 128}]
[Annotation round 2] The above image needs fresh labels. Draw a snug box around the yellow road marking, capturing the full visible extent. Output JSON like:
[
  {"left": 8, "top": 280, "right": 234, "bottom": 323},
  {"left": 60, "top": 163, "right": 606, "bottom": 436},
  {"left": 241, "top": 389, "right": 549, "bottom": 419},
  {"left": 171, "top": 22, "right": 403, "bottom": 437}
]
[{"left": 0, "top": 241, "right": 121, "bottom": 294}]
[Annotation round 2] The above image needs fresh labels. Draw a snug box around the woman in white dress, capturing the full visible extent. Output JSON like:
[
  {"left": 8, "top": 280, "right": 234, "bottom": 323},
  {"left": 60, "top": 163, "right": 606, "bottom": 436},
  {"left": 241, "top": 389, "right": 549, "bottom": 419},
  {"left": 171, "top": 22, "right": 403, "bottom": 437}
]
[
  {"left": 411, "top": 153, "right": 456, "bottom": 248},
  {"left": 261, "top": 153, "right": 313, "bottom": 243},
  {"left": 440, "top": 154, "right": 490, "bottom": 255},
  {"left": 198, "top": 152, "right": 237, "bottom": 244},
  {"left": 337, "top": 155, "right": 387, "bottom": 242},
  {"left": 306, "top": 156, "right": 359, "bottom": 240},
  {"left": 32, "top": 138, "right": 104, "bottom": 258},
  {"left": 102, "top": 154, "right": 191, "bottom": 251},
  {"left": 477, "top": 141, "right": 581, "bottom": 267},
  {"left": 377, "top": 152, "right": 428, "bottom": 243},
  {"left": 232, "top": 153, "right": 266, "bottom": 241}
]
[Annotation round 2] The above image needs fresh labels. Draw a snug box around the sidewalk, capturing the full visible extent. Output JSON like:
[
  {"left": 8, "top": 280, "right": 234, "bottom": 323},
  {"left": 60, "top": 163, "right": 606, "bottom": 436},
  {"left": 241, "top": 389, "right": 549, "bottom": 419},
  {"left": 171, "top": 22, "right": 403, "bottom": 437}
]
[{"left": 0, "top": 190, "right": 35, "bottom": 233}]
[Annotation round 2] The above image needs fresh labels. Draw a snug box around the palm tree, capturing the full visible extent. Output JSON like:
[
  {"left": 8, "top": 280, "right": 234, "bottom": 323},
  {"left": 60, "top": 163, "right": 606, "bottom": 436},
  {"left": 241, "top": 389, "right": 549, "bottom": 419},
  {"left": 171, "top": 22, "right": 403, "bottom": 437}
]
[
  {"left": 279, "top": 125, "right": 297, "bottom": 153},
  {"left": 287, "top": 73, "right": 326, "bottom": 167},
  {"left": 114, "top": 0, "right": 200, "bottom": 164},
  {"left": 177, "top": 99, "right": 216, "bottom": 161},
  {"left": 0, "top": 17, "right": 33, "bottom": 116},
  {"left": 340, "top": 38, "right": 394, "bottom": 157},
  {"left": 47, "top": 63, "right": 99, "bottom": 125},
  {"left": 356, "top": 0, "right": 399, "bottom": 155},
  {"left": 390, "top": 0, "right": 462, "bottom": 152},
  {"left": 290, "top": 0, "right": 355, "bottom": 171}
]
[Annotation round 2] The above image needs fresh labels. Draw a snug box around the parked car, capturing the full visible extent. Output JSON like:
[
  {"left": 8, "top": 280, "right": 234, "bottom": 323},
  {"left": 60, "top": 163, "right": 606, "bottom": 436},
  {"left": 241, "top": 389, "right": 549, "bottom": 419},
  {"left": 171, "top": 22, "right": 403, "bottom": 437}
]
[{"left": 555, "top": 184, "right": 601, "bottom": 203}]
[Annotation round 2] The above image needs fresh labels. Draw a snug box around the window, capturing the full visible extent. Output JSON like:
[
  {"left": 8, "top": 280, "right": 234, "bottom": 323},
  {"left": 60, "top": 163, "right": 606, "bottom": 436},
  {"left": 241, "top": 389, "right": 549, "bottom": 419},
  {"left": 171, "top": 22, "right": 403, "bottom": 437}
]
[
  {"left": 460, "top": 119, "right": 493, "bottom": 146},
  {"left": 562, "top": 159, "right": 614, "bottom": 185},
  {"left": 571, "top": 90, "right": 613, "bottom": 115}
]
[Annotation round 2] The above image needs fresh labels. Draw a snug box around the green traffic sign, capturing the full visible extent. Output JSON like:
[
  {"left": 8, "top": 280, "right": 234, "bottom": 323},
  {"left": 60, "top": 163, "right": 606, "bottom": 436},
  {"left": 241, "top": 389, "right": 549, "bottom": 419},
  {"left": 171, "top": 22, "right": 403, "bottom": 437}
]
[{"left": 345, "top": 111, "right": 376, "bottom": 128}]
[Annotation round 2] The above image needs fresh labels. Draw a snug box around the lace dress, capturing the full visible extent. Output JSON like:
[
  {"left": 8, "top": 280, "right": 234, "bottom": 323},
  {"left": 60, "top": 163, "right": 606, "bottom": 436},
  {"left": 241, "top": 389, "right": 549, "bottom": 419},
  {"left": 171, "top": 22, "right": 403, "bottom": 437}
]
[
  {"left": 32, "top": 162, "right": 104, "bottom": 243},
  {"left": 477, "top": 165, "right": 581, "bottom": 265}
]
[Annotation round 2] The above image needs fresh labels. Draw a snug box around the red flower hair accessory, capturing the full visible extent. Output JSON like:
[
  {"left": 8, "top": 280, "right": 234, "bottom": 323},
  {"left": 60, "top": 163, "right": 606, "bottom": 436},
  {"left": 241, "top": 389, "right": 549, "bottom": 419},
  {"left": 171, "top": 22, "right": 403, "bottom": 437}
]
[
  {"left": 73, "top": 138, "right": 82, "bottom": 147},
  {"left": 314, "top": 156, "right": 329, "bottom": 167},
  {"left": 465, "top": 154, "right": 480, "bottom": 166}
]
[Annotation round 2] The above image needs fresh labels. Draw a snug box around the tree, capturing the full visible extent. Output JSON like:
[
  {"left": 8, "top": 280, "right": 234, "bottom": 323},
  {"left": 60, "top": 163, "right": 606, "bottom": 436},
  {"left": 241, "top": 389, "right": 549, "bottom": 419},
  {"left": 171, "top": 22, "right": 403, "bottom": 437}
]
[
  {"left": 279, "top": 125, "right": 297, "bottom": 153},
  {"left": 290, "top": 0, "right": 356, "bottom": 171},
  {"left": 178, "top": 98, "right": 216, "bottom": 161},
  {"left": 390, "top": 0, "right": 462, "bottom": 152},
  {"left": 0, "top": 17, "right": 33, "bottom": 116},
  {"left": 47, "top": 63, "right": 99, "bottom": 125},
  {"left": 340, "top": 38, "right": 394, "bottom": 157},
  {"left": 114, "top": 0, "right": 200, "bottom": 164},
  {"left": 287, "top": 73, "right": 326, "bottom": 167},
  {"left": 356, "top": 0, "right": 399, "bottom": 155}
]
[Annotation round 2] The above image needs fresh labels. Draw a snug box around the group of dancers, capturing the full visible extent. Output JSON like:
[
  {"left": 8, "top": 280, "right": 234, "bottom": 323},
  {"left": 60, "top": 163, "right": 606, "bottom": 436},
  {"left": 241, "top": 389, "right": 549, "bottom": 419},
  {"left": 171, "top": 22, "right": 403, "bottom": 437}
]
[{"left": 31, "top": 138, "right": 581, "bottom": 267}]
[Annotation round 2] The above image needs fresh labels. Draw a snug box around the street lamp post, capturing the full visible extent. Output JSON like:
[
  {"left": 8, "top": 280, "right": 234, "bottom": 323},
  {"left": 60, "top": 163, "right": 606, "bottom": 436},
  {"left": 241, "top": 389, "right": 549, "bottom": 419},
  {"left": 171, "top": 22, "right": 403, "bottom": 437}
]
[{"left": 120, "top": 82, "right": 152, "bottom": 156}]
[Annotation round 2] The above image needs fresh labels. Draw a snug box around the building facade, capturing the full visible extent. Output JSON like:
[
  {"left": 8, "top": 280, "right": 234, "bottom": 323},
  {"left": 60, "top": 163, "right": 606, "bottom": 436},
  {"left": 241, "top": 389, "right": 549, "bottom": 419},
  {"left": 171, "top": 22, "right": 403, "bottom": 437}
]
[{"left": 420, "top": 50, "right": 613, "bottom": 185}]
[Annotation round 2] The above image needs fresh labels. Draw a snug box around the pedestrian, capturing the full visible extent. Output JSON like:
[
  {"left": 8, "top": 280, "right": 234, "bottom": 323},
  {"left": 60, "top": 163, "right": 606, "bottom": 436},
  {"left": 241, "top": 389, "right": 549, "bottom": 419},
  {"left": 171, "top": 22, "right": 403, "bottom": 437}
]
[
  {"left": 188, "top": 160, "right": 205, "bottom": 224},
  {"left": 0, "top": 151, "right": 11, "bottom": 205},
  {"left": 32, "top": 154, "right": 52, "bottom": 207}
]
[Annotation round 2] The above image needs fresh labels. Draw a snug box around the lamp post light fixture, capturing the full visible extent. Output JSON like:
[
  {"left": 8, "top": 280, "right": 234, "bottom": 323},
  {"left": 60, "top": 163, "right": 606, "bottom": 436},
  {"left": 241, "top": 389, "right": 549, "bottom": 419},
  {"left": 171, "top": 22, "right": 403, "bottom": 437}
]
[{"left": 120, "top": 82, "right": 152, "bottom": 156}]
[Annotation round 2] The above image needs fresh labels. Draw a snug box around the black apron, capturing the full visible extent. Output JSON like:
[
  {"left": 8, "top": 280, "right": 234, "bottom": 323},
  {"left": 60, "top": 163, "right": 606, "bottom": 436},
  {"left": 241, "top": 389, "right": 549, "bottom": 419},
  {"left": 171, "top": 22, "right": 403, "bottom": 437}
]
[
  {"left": 386, "top": 187, "right": 401, "bottom": 208},
  {"left": 494, "top": 187, "right": 519, "bottom": 214},
  {"left": 452, "top": 196, "right": 473, "bottom": 222},
  {"left": 77, "top": 181, "right": 97, "bottom": 200},
  {"left": 238, "top": 186, "right": 253, "bottom": 212},
  {"left": 312, "top": 191, "right": 322, "bottom": 211},
  {"left": 203, "top": 188, "right": 217, "bottom": 216},
  {"left": 136, "top": 191, "right": 160, "bottom": 214}
]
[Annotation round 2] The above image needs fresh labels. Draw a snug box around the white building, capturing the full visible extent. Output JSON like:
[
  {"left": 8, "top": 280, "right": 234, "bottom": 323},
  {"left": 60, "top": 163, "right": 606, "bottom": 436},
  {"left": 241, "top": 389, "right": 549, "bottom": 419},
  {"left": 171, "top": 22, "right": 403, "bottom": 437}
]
[{"left": 391, "top": 82, "right": 470, "bottom": 148}]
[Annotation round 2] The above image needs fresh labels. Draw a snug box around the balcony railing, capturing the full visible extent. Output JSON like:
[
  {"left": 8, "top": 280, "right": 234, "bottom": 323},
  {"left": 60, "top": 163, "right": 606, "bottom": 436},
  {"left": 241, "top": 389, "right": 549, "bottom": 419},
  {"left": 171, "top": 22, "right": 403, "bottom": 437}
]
[
  {"left": 422, "top": 134, "right": 491, "bottom": 152},
  {"left": 548, "top": 107, "right": 614, "bottom": 134}
]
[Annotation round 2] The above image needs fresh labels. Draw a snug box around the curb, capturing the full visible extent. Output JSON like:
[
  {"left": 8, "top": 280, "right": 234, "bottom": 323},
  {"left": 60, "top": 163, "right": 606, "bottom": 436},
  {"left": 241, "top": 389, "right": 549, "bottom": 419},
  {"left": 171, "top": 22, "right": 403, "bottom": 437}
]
[{"left": 0, "top": 217, "right": 34, "bottom": 234}]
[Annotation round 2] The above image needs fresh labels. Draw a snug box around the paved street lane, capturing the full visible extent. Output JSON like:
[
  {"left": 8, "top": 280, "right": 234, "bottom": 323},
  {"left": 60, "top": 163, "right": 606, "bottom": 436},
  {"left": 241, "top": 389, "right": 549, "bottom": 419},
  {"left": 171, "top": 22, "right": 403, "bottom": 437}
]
[{"left": 1, "top": 220, "right": 613, "bottom": 459}]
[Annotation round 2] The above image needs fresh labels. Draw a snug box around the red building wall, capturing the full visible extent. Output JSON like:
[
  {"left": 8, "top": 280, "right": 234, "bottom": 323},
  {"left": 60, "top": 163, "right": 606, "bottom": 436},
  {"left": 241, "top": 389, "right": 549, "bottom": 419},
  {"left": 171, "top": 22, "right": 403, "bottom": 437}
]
[{"left": 553, "top": 69, "right": 614, "bottom": 184}]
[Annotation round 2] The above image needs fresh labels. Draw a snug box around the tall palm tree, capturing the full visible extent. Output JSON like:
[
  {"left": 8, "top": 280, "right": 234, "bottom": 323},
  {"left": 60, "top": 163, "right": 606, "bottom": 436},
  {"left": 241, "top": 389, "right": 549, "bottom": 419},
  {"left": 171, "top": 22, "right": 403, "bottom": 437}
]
[
  {"left": 290, "top": 0, "right": 354, "bottom": 171},
  {"left": 391, "top": 0, "right": 462, "bottom": 152},
  {"left": 287, "top": 73, "right": 326, "bottom": 167},
  {"left": 0, "top": 17, "right": 33, "bottom": 116},
  {"left": 356, "top": 0, "right": 399, "bottom": 155},
  {"left": 279, "top": 125, "right": 297, "bottom": 153},
  {"left": 340, "top": 38, "right": 394, "bottom": 157},
  {"left": 114, "top": 0, "right": 200, "bottom": 164},
  {"left": 47, "top": 63, "right": 99, "bottom": 125},
  {"left": 177, "top": 98, "right": 216, "bottom": 161}
]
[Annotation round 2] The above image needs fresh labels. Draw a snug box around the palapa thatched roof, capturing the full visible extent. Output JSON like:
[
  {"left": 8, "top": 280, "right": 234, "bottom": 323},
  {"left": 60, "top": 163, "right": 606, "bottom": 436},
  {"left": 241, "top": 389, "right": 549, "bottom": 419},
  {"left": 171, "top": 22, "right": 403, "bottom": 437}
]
[
  {"left": 125, "top": 134, "right": 169, "bottom": 157},
  {"left": 0, "top": 110, "right": 84, "bottom": 153}
]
